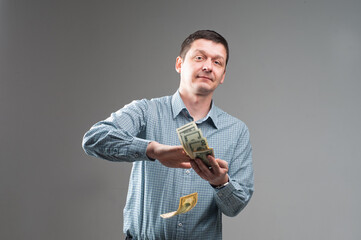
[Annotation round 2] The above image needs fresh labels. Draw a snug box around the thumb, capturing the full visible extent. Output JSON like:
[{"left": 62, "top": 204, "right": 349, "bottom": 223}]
[
  {"left": 178, "top": 162, "right": 192, "bottom": 169},
  {"left": 216, "top": 159, "right": 228, "bottom": 169}
]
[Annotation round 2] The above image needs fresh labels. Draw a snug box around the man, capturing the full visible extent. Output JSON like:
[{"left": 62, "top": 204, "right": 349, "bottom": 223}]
[{"left": 82, "top": 30, "right": 254, "bottom": 240}]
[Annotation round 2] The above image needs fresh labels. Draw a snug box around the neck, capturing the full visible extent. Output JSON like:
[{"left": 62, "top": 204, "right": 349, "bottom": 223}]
[{"left": 179, "top": 89, "right": 213, "bottom": 121}]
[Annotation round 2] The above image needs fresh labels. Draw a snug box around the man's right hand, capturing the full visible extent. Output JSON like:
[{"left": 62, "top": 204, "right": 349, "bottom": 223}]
[{"left": 146, "top": 141, "right": 191, "bottom": 168}]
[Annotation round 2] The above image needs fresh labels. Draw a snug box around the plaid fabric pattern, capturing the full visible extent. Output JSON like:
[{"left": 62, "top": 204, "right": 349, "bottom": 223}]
[{"left": 82, "top": 91, "right": 254, "bottom": 240}]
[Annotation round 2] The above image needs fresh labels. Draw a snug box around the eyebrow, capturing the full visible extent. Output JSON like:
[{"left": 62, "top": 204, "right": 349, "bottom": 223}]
[{"left": 193, "top": 49, "right": 225, "bottom": 61}]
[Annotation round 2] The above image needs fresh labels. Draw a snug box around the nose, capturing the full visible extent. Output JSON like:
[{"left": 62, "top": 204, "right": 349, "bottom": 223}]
[{"left": 202, "top": 60, "right": 212, "bottom": 72}]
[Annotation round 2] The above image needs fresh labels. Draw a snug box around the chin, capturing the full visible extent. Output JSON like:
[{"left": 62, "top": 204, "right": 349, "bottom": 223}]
[
  {"left": 194, "top": 87, "right": 214, "bottom": 96},
  {"left": 198, "top": 82, "right": 215, "bottom": 90}
]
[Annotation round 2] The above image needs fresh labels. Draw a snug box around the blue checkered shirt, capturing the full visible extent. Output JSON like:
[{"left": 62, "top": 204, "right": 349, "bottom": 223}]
[{"left": 82, "top": 91, "right": 254, "bottom": 240}]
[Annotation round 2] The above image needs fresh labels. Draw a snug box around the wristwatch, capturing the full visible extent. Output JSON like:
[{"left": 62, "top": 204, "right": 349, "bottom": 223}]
[{"left": 211, "top": 180, "right": 229, "bottom": 189}]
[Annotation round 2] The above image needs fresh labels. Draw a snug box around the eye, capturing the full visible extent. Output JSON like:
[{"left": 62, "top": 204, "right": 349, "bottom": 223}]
[
  {"left": 214, "top": 60, "right": 223, "bottom": 66},
  {"left": 195, "top": 56, "right": 203, "bottom": 61}
]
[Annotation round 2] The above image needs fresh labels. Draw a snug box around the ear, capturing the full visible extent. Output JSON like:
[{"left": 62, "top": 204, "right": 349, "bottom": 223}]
[{"left": 175, "top": 56, "right": 183, "bottom": 73}]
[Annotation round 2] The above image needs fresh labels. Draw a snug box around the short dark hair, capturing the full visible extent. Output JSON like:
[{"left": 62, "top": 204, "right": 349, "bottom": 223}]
[{"left": 180, "top": 30, "right": 229, "bottom": 65}]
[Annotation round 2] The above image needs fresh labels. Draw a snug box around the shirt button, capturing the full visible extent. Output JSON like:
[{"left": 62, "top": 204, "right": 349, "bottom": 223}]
[
  {"left": 134, "top": 153, "right": 139, "bottom": 158},
  {"left": 185, "top": 170, "right": 190, "bottom": 175},
  {"left": 178, "top": 222, "right": 183, "bottom": 227}
]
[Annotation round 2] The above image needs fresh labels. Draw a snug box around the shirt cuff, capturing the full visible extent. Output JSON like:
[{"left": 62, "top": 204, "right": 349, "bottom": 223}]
[
  {"left": 128, "top": 137, "right": 153, "bottom": 161},
  {"left": 214, "top": 180, "right": 235, "bottom": 198}
]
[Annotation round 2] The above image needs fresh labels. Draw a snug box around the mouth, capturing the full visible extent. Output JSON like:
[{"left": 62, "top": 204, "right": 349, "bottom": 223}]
[{"left": 197, "top": 75, "right": 213, "bottom": 81}]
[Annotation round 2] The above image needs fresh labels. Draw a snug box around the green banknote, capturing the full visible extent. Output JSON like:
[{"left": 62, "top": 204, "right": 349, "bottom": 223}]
[
  {"left": 176, "top": 121, "right": 214, "bottom": 167},
  {"left": 160, "top": 192, "right": 198, "bottom": 219}
]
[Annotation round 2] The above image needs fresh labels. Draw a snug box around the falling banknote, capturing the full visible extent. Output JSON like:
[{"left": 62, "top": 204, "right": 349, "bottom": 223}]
[
  {"left": 160, "top": 192, "right": 198, "bottom": 219},
  {"left": 176, "top": 121, "right": 214, "bottom": 167}
]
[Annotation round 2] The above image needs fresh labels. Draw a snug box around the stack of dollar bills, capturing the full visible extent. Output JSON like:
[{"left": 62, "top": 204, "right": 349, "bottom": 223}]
[{"left": 176, "top": 121, "right": 214, "bottom": 167}]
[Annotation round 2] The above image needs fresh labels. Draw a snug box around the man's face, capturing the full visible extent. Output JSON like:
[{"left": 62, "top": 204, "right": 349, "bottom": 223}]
[{"left": 176, "top": 39, "right": 227, "bottom": 96}]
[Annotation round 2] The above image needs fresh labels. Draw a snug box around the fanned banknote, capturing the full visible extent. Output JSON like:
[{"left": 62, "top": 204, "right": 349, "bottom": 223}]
[
  {"left": 160, "top": 192, "right": 198, "bottom": 219},
  {"left": 176, "top": 121, "right": 214, "bottom": 167},
  {"left": 176, "top": 121, "right": 198, "bottom": 157}
]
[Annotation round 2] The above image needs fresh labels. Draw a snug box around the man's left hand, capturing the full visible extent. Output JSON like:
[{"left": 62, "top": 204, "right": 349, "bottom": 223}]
[{"left": 190, "top": 155, "right": 229, "bottom": 186}]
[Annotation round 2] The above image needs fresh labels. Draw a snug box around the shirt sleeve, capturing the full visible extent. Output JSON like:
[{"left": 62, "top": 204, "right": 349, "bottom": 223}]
[
  {"left": 213, "top": 125, "right": 254, "bottom": 217},
  {"left": 82, "top": 99, "right": 153, "bottom": 162}
]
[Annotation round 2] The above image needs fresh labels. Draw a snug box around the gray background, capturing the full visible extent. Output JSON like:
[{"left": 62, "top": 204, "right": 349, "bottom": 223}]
[{"left": 1, "top": 0, "right": 361, "bottom": 239}]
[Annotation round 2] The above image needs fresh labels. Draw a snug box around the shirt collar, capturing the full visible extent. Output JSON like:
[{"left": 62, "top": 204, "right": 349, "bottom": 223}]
[{"left": 171, "top": 90, "right": 219, "bottom": 129}]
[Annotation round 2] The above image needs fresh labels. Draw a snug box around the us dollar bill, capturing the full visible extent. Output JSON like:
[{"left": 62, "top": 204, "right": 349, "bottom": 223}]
[
  {"left": 176, "top": 122, "right": 214, "bottom": 166},
  {"left": 176, "top": 122, "right": 198, "bottom": 157},
  {"left": 182, "top": 130, "right": 207, "bottom": 158},
  {"left": 193, "top": 148, "right": 214, "bottom": 168},
  {"left": 160, "top": 192, "right": 198, "bottom": 219}
]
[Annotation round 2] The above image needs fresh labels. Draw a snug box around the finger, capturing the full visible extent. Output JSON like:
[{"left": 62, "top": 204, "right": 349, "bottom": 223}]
[
  {"left": 195, "top": 158, "right": 214, "bottom": 179},
  {"left": 191, "top": 160, "right": 207, "bottom": 180},
  {"left": 217, "top": 159, "right": 228, "bottom": 170},
  {"left": 173, "top": 145, "right": 184, "bottom": 150},
  {"left": 191, "top": 160, "right": 203, "bottom": 174},
  {"left": 171, "top": 147, "right": 191, "bottom": 162},
  {"left": 179, "top": 156, "right": 191, "bottom": 162},
  {"left": 170, "top": 145, "right": 186, "bottom": 154},
  {"left": 178, "top": 162, "right": 192, "bottom": 169},
  {"left": 176, "top": 145, "right": 189, "bottom": 155},
  {"left": 207, "top": 155, "right": 221, "bottom": 174}
]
